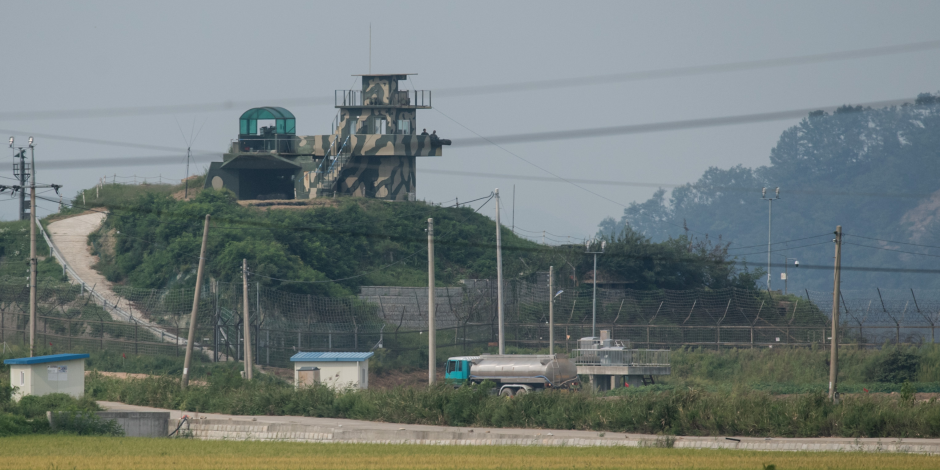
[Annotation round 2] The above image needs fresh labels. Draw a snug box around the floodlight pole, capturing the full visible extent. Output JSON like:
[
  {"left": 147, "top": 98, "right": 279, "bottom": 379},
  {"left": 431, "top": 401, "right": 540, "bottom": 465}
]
[
  {"left": 828, "top": 225, "right": 842, "bottom": 403},
  {"left": 495, "top": 189, "right": 504, "bottom": 354},
  {"left": 242, "top": 258, "right": 253, "bottom": 381},
  {"left": 428, "top": 218, "right": 436, "bottom": 385},
  {"left": 586, "top": 242, "right": 605, "bottom": 338},
  {"left": 549, "top": 266, "right": 554, "bottom": 355},
  {"left": 182, "top": 214, "right": 210, "bottom": 388},
  {"left": 761, "top": 188, "right": 780, "bottom": 292}
]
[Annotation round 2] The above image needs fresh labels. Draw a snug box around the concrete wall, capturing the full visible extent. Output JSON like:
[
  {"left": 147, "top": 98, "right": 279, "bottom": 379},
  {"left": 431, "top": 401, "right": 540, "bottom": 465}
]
[
  {"left": 175, "top": 418, "right": 940, "bottom": 453},
  {"left": 95, "top": 412, "right": 170, "bottom": 438},
  {"left": 10, "top": 358, "right": 84, "bottom": 401},
  {"left": 294, "top": 360, "right": 368, "bottom": 390}
]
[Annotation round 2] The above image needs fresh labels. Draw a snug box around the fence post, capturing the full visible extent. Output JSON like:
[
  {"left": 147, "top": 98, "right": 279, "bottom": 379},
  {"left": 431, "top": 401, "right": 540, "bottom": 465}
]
[
  {"left": 67, "top": 319, "right": 71, "bottom": 351},
  {"left": 101, "top": 318, "right": 104, "bottom": 350},
  {"left": 266, "top": 329, "right": 270, "bottom": 366},
  {"left": 176, "top": 324, "right": 180, "bottom": 357},
  {"left": 135, "top": 322, "right": 139, "bottom": 355}
]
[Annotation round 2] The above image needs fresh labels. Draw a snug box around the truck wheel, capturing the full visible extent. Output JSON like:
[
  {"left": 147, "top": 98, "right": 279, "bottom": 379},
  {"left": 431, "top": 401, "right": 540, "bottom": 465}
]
[
  {"left": 500, "top": 388, "right": 514, "bottom": 397},
  {"left": 514, "top": 388, "right": 527, "bottom": 396}
]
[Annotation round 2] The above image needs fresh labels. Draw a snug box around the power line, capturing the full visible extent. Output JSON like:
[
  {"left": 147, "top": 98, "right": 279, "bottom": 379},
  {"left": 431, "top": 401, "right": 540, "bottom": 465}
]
[
  {"left": 0, "top": 128, "right": 215, "bottom": 154},
  {"left": 845, "top": 233, "right": 940, "bottom": 250},
  {"left": 729, "top": 240, "right": 834, "bottom": 257},
  {"left": 436, "top": 39, "right": 940, "bottom": 98},
  {"left": 253, "top": 193, "right": 496, "bottom": 285},
  {"left": 450, "top": 97, "right": 922, "bottom": 148},
  {"left": 20, "top": 196, "right": 940, "bottom": 277},
  {"left": 434, "top": 106, "right": 712, "bottom": 238},
  {"left": 726, "top": 233, "right": 833, "bottom": 251},
  {"left": 2, "top": 39, "right": 938, "bottom": 122},
  {"left": 419, "top": 169, "right": 938, "bottom": 200},
  {"left": 843, "top": 241, "right": 940, "bottom": 259}
]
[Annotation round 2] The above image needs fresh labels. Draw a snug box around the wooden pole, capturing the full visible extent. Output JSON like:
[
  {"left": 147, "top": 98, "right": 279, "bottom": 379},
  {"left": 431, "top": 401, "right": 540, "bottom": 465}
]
[{"left": 182, "top": 214, "right": 210, "bottom": 389}]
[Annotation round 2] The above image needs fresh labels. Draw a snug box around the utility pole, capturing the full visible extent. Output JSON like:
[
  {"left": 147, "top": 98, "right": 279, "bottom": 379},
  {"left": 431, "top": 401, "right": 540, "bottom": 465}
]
[
  {"left": 427, "top": 218, "right": 436, "bottom": 385},
  {"left": 182, "top": 214, "right": 210, "bottom": 389},
  {"left": 761, "top": 187, "right": 780, "bottom": 292},
  {"left": 28, "top": 138, "right": 36, "bottom": 357},
  {"left": 586, "top": 240, "right": 606, "bottom": 338},
  {"left": 828, "top": 225, "right": 842, "bottom": 403},
  {"left": 5, "top": 137, "right": 61, "bottom": 357},
  {"left": 9, "top": 137, "right": 27, "bottom": 221},
  {"left": 548, "top": 266, "right": 554, "bottom": 355},
  {"left": 495, "top": 189, "right": 504, "bottom": 354},
  {"left": 242, "top": 259, "right": 253, "bottom": 380}
]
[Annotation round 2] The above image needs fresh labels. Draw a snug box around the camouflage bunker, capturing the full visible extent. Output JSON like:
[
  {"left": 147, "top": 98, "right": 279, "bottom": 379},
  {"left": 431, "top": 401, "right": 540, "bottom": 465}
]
[{"left": 205, "top": 74, "right": 449, "bottom": 201}]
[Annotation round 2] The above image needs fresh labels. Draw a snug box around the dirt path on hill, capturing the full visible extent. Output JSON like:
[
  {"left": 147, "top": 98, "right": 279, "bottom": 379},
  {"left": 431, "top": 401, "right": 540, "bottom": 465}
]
[{"left": 46, "top": 211, "right": 146, "bottom": 321}]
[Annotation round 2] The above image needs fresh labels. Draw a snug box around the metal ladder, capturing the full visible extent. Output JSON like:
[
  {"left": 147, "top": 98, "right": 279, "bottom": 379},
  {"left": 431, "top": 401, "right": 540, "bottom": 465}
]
[{"left": 314, "top": 134, "right": 352, "bottom": 197}]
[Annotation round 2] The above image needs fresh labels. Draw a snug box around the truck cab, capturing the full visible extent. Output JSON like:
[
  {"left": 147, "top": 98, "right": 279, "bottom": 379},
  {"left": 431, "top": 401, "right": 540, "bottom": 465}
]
[{"left": 444, "top": 357, "right": 475, "bottom": 385}]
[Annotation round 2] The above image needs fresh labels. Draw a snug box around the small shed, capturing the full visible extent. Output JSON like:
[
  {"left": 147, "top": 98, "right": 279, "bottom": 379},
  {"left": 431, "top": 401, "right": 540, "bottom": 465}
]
[
  {"left": 4, "top": 353, "right": 90, "bottom": 402},
  {"left": 290, "top": 352, "right": 374, "bottom": 390}
]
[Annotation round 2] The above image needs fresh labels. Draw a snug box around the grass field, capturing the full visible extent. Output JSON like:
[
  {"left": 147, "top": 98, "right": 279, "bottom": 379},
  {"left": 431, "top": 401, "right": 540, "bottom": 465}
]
[{"left": 1, "top": 436, "right": 938, "bottom": 470}]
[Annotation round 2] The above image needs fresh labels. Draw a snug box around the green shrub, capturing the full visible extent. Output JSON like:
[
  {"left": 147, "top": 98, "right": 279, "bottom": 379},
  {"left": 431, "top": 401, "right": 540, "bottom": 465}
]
[
  {"left": 0, "top": 412, "right": 48, "bottom": 437},
  {"left": 866, "top": 348, "right": 920, "bottom": 384},
  {"left": 51, "top": 411, "right": 124, "bottom": 436}
]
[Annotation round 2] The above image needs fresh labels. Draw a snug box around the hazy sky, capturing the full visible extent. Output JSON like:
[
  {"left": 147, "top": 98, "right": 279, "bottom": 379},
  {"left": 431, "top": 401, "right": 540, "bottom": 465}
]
[{"left": 2, "top": 0, "right": 939, "bottom": 246}]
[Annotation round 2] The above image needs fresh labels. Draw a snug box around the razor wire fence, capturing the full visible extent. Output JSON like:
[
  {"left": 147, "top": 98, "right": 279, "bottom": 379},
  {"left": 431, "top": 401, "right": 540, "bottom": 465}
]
[{"left": 2, "top": 279, "right": 938, "bottom": 370}]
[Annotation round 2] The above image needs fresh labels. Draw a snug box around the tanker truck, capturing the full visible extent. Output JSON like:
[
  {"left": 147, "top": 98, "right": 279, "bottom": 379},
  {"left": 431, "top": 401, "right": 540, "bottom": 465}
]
[{"left": 444, "top": 354, "right": 580, "bottom": 397}]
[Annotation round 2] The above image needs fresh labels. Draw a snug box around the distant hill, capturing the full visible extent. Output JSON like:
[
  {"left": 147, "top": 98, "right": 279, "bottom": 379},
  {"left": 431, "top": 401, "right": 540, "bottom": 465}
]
[{"left": 599, "top": 93, "right": 940, "bottom": 291}]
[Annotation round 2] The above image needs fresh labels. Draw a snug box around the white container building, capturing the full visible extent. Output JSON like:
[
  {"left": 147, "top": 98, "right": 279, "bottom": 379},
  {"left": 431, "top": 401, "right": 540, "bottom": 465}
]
[
  {"left": 4, "top": 353, "right": 90, "bottom": 402},
  {"left": 290, "top": 352, "right": 373, "bottom": 390}
]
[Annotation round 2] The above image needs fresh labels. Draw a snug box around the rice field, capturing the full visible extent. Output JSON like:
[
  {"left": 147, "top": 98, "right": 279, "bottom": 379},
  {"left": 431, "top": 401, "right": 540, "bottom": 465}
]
[{"left": 2, "top": 436, "right": 938, "bottom": 470}]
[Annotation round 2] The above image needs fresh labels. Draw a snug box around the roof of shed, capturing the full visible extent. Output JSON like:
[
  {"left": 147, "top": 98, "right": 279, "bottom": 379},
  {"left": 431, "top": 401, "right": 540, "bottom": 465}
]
[
  {"left": 3, "top": 353, "right": 90, "bottom": 365},
  {"left": 290, "top": 352, "right": 374, "bottom": 362}
]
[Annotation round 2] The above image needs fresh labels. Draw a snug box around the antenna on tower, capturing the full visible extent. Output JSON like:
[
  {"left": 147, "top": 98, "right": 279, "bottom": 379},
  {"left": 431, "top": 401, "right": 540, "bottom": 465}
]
[{"left": 175, "top": 117, "right": 208, "bottom": 199}]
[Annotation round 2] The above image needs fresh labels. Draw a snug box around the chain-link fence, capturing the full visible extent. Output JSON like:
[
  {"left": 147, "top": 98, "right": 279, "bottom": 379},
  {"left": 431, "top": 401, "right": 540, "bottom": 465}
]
[{"left": 2, "top": 279, "right": 937, "bottom": 369}]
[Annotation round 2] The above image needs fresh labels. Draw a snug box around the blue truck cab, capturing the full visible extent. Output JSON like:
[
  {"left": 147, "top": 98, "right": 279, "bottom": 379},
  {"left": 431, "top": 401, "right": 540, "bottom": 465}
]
[{"left": 444, "top": 357, "right": 474, "bottom": 384}]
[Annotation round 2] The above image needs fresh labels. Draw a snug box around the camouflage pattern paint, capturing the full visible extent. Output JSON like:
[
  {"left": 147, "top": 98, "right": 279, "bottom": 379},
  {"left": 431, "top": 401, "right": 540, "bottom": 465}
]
[{"left": 206, "top": 74, "right": 445, "bottom": 202}]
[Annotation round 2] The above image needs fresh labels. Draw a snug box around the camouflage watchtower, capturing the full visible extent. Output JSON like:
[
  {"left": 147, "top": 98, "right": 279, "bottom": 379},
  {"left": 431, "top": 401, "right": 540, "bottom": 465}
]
[{"left": 205, "top": 74, "right": 449, "bottom": 201}]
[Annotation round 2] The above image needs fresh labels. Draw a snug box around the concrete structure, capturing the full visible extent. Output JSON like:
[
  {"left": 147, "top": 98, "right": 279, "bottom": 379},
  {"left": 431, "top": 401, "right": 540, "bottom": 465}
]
[
  {"left": 205, "top": 74, "right": 450, "bottom": 201},
  {"left": 290, "top": 352, "right": 373, "bottom": 390},
  {"left": 99, "top": 401, "right": 940, "bottom": 454},
  {"left": 93, "top": 411, "right": 169, "bottom": 438},
  {"left": 4, "top": 353, "right": 89, "bottom": 401},
  {"left": 573, "top": 331, "right": 671, "bottom": 391}
]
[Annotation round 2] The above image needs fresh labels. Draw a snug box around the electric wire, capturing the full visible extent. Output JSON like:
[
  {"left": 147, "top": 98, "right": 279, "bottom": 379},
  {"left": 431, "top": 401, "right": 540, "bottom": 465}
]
[
  {"left": 726, "top": 240, "right": 834, "bottom": 257},
  {"left": 845, "top": 233, "right": 940, "bottom": 250},
  {"left": 843, "top": 242, "right": 940, "bottom": 259},
  {"left": 726, "top": 233, "right": 834, "bottom": 251},
  {"left": 252, "top": 193, "right": 496, "bottom": 284},
  {"left": 2, "top": 39, "right": 938, "bottom": 121}
]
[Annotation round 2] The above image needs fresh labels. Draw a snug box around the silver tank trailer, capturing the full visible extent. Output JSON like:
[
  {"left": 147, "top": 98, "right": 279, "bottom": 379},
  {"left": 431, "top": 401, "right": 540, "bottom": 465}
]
[{"left": 469, "top": 354, "right": 578, "bottom": 388}]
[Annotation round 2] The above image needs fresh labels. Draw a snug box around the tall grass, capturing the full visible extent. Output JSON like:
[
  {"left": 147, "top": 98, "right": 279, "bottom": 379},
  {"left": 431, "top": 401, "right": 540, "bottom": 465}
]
[
  {"left": 86, "top": 369, "right": 940, "bottom": 438},
  {"left": 667, "top": 344, "right": 940, "bottom": 386}
]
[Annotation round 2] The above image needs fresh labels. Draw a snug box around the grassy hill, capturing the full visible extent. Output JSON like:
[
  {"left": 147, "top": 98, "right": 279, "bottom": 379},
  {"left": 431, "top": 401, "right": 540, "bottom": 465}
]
[{"left": 2, "top": 176, "right": 759, "bottom": 296}]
